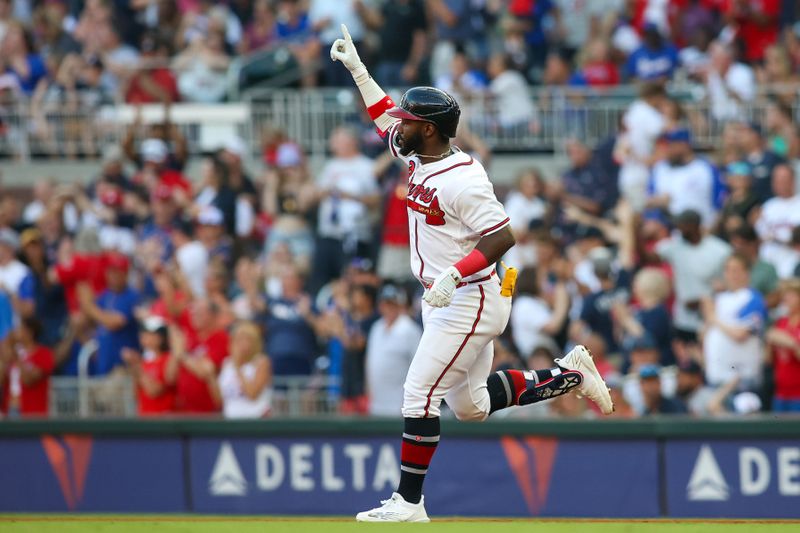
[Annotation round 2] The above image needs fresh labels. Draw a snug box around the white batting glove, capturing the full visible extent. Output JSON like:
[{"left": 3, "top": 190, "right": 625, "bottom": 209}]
[
  {"left": 423, "top": 266, "right": 462, "bottom": 308},
  {"left": 329, "top": 24, "right": 364, "bottom": 73}
]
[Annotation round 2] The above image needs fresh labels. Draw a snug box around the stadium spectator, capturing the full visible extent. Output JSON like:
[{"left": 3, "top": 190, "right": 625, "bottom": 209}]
[
  {"left": 675, "top": 360, "right": 717, "bottom": 417},
  {"left": 728, "top": 225, "right": 779, "bottom": 305},
  {"left": 616, "top": 83, "right": 668, "bottom": 211},
  {"left": 647, "top": 128, "right": 721, "bottom": 227},
  {"left": 625, "top": 22, "right": 679, "bottom": 83},
  {"left": 715, "top": 162, "right": 760, "bottom": 239},
  {"left": 755, "top": 164, "right": 800, "bottom": 278},
  {"left": 757, "top": 45, "right": 800, "bottom": 108},
  {"left": 0, "top": 228, "right": 29, "bottom": 307},
  {"left": 487, "top": 53, "right": 540, "bottom": 133},
  {"left": 124, "top": 32, "right": 179, "bottom": 105},
  {"left": 122, "top": 316, "right": 175, "bottom": 415},
  {"left": 614, "top": 267, "right": 674, "bottom": 368},
  {"left": 365, "top": 284, "right": 421, "bottom": 417},
  {"left": 53, "top": 311, "right": 96, "bottom": 377},
  {"left": 572, "top": 39, "right": 620, "bottom": 87},
  {"left": 370, "top": 0, "right": 427, "bottom": 88},
  {"left": 724, "top": 0, "right": 781, "bottom": 63},
  {"left": 240, "top": 0, "right": 276, "bottom": 54},
  {"left": 231, "top": 257, "right": 266, "bottom": 321},
  {"left": 168, "top": 298, "right": 229, "bottom": 414},
  {"left": 17, "top": 227, "right": 67, "bottom": 347},
  {"left": 171, "top": 218, "right": 208, "bottom": 299},
  {"left": 263, "top": 269, "right": 318, "bottom": 377},
  {"left": 763, "top": 99, "right": 799, "bottom": 159},
  {"left": 196, "top": 206, "right": 233, "bottom": 269},
  {"left": 704, "top": 40, "right": 756, "bottom": 123},
  {"left": 737, "top": 121, "right": 784, "bottom": 202},
  {"left": 654, "top": 209, "right": 731, "bottom": 349},
  {"left": 4, "top": 317, "right": 54, "bottom": 417},
  {"left": 766, "top": 278, "right": 800, "bottom": 412},
  {"left": 310, "top": 0, "right": 374, "bottom": 87},
  {"left": 556, "top": 137, "right": 619, "bottom": 227},
  {"left": 503, "top": 168, "right": 547, "bottom": 268},
  {"left": 309, "top": 126, "right": 378, "bottom": 294},
  {"left": 702, "top": 253, "right": 767, "bottom": 389},
  {"left": 511, "top": 267, "right": 569, "bottom": 360},
  {"left": 77, "top": 252, "right": 139, "bottom": 376},
  {"left": 572, "top": 247, "right": 629, "bottom": 355},
  {"left": 332, "top": 283, "right": 378, "bottom": 415},
  {"left": 1, "top": 20, "right": 47, "bottom": 96},
  {"left": 639, "top": 364, "right": 688, "bottom": 415},
  {"left": 173, "top": 28, "right": 230, "bottom": 103},
  {"left": 212, "top": 320, "right": 273, "bottom": 419}
]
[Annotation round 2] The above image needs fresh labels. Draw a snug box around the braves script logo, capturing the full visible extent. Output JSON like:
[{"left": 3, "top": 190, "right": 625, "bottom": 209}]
[
  {"left": 407, "top": 184, "right": 445, "bottom": 226},
  {"left": 501, "top": 436, "right": 558, "bottom": 515},
  {"left": 41, "top": 435, "right": 93, "bottom": 510}
]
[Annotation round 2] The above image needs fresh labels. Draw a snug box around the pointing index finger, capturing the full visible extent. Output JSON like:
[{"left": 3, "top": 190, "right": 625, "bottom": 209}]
[{"left": 341, "top": 24, "right": 352, "bottom": 42}]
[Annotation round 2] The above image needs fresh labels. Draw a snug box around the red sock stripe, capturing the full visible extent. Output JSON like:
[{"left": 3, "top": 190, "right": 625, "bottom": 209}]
[
  {"left": 506, "top": 370, "right": 528, "bottom": 405},
  {"left": 367, "top": 96, "right": 395, "bottom": 120},
  {"left": 402, "top": 440, "right": 438, "bottom": 467}
]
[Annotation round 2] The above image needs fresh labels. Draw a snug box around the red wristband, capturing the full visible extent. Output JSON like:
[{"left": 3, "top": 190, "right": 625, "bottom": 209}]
[
  {"left": 454, "top": 249, "right": 490, "bottom": 278},
  {"left": 367, "top": 95, "right": 395, "bottom": 121}
]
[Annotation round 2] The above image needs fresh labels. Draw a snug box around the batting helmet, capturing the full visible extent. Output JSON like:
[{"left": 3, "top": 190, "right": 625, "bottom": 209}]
[{"left": 387, "top": 87, "right": 461, "bottom": 138}]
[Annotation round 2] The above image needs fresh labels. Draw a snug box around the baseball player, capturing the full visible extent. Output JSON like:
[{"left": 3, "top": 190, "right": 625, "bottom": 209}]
[{"left": 331, "top": 25, "right": 614, "bottom": 523}]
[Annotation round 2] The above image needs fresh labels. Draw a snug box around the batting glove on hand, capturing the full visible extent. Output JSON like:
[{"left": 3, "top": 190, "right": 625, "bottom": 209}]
[
  {"left": 423, "top": 266, "right": 462, "bottom": 308},
  {"left": 330, "top": 24, "right": 364, "bottom": 73}
]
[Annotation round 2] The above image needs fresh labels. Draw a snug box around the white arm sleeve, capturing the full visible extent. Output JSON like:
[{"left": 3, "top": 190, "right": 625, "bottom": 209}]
[{"left": 351, "top": 66, "right": 398, "bottom": 133}]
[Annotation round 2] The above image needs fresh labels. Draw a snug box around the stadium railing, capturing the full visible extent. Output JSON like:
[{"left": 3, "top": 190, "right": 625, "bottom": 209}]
[
  {"left": 47, "top": 371, "right": 341, "bottom": 419},
  {"left": 1, "top": 84, "right": 796, "bottom": 161}
]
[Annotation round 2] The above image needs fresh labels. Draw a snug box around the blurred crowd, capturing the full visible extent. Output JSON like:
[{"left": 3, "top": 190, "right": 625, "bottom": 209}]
[
  {"left": 2, "top": 0, "right": 800, "bottom": 102},
  {"left": 2, "top": 0, "right": 800, "bottom": 420}
]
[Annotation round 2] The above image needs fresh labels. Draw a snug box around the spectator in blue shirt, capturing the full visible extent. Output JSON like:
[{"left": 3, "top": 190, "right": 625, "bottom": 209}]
[
  {"left": 77, "top": 253, "right": 140, "bottom": 376},
  {"left": 625, "top": 23, "right": 679, "bottom": 83},
  {"left": 17, "top": 228, "right": 67, "bottom": 348},
  {"left": 262, "top": 269, "right": 318, "bottom": 377},
  {"left": 1, "top": 21, "right": 48, "bottom": 95}
]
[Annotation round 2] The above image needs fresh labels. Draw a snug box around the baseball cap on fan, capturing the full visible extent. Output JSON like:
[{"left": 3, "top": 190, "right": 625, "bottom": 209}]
[
  {"left": 378, "top": 284, "right": 407, "bottom": 306},
  {"left": 140, "top": 138, "right": 168, "bottom": 164},
  {"left": 197, "top": 205, "right": 224, "bottom": 226},
  {"left": 223, "top": 136, "right": 248, "bottom": 159},
  {"left": 0, "top": 228, "right": 19, "bottom": 251}
]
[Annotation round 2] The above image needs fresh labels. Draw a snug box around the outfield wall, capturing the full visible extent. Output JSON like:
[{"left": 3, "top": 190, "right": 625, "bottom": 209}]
[{"left": 1, "top": 418, "right": 799, "bottom": 518}]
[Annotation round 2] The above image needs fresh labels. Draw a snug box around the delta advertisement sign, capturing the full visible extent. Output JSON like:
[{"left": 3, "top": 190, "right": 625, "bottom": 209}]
[
  {"left": 0, "top": 436, "right": 185, "bottom": 512},
  {"left": 189, "top": 437, "right": 658, "bottom": 517},
  {"left": 665, "top": 441, "right": 800, "bottom": 518}
]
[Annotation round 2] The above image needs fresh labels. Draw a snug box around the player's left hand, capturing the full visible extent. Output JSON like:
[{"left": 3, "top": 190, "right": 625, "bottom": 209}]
[
  {"left": 423, "top": 266, "right": 462, "bottom": 308},
  {"left": 329, "top": 24, "right": 363, "bottom": 72}
]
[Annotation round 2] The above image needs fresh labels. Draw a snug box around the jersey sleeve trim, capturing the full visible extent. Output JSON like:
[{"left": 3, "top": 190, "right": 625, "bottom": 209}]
[
  {"left": 479, "top": 217, "right": 511, "bottom": 236},
  {"left": 420, "top": 155, "right": 474, "bottom": 185}
]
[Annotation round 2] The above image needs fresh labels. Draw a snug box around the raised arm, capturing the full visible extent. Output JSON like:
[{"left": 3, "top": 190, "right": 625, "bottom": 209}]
[{"left": 330, "top": 24, "right": 397, "bottom": 134}]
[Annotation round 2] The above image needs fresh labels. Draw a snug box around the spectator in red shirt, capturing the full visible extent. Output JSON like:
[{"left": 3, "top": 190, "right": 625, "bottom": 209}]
[
  {"left": 574, "top": 39, "right": 620, "bottom": 87},
  {"left": 134, "top": 139, "right": 192, "bottom": 198},
  {"left": 125, "top": 33, "right": 180, "bottom": 105},
  {"left": 725, "top": 0, "right": 781, "bottom": 63},
  {"left": 5, "top": 318, "right": 55, "bottom": 416},
  {"left": 766, "top": 278, "right": 800, "bottom": 412},
  {"left": 52, "top": 230, "right": 108, "bottom": 314},
  {"left": 166, "top": 298, "right": 230, "bottom": 414},
  {"left": 122, "top": 316, "right": 176, "bottom": 415}
]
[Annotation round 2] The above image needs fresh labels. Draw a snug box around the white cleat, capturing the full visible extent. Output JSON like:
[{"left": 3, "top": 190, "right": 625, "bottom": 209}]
[
  {"left": 355, "top": 492, "right": 431, "bottom": 522},
  {"left": 555, "top": 345, "right": 615, "bottom": 415}
]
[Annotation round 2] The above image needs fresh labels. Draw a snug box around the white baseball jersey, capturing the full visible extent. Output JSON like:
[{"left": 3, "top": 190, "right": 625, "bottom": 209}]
[
  {"left": 384, "top": 122, "right": 511, "bottom": 285},
  {"left": 381, "top": 120, "right": 513, "bottom": 420}
]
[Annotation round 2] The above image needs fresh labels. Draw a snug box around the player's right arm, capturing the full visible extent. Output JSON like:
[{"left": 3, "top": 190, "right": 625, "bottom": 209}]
[{"left": 330, "top": 24, "right": 398, "bottom": 135}]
